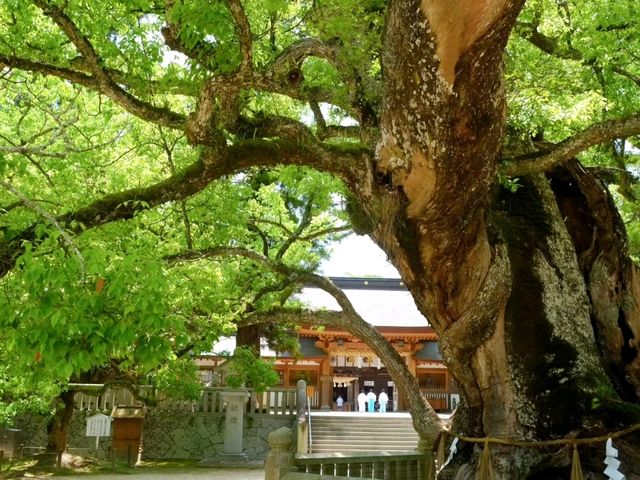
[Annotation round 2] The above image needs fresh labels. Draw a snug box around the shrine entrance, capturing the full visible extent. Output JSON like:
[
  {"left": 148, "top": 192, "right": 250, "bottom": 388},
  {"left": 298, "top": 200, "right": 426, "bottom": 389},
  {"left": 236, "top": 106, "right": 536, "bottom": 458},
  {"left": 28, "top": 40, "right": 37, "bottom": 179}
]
[{"left": 332, "top": 366, "right": 395, "bottom": 412}]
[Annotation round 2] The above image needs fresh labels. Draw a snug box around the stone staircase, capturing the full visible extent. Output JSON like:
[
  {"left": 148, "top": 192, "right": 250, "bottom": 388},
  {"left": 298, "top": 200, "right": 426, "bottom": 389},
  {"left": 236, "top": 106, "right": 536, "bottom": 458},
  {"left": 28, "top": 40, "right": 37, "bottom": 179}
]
[{"left": 309, "top": 414, "right": 420, "bottom": 453}]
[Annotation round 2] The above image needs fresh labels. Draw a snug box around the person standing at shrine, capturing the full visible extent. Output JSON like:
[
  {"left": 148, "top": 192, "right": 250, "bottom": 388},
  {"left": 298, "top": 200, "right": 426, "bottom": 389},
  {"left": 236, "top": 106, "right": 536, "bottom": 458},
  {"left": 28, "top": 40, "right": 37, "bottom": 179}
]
[
  {"left": 336, "top": 395, "right": 344, "bottom": 411},
  {"left": 378, "top": 388, "right": 389, "bottom": 413},
  {"left": 357, "top": 389, "right": 367, "bottom": 412},
  {"left": 366, "top": 389, "right": 377, "bottom": 412}
]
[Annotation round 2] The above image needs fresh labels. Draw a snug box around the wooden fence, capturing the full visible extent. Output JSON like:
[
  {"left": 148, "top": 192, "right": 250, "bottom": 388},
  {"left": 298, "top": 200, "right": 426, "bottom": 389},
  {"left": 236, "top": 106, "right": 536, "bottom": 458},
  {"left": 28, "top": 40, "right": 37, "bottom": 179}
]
[{"left": 73, "top": 386, "right": 298, "bottom": 416}]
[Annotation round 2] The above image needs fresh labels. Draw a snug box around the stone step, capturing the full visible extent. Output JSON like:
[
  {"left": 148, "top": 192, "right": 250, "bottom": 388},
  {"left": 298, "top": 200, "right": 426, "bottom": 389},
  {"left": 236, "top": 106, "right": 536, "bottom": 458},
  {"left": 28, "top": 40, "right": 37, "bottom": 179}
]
[
  {"left": 309, "top": 415, "right": 419, "bottom": 453},
  {"left": 311, "top": 444, "right": 417, "bottom": 453},
  {"left": 313, "top": 434, "right": 417, "bottom": 439},
  {"left": 313, "top": 436, "right": 417, "bottom": 443},
  {"left": 311, "top": 416, "right": 412, "bottom": 422},
  {"left": 311, "top": 424, "right": 416, "bottom": 432},
  {"left": 311, "top": 425, "right": 416, "bottom": 431}
]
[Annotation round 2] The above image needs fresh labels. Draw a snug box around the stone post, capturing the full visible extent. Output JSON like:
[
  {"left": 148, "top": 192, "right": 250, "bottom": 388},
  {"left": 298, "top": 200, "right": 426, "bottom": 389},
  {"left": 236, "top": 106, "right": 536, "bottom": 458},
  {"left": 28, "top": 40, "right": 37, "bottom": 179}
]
[
  {"left": 418, "top": 437, "right": 436, "bottom": 480},
  {"left": 296, "top": 380, "right": 308, "bottom": 455},
  {"left": 264, "top": 427, "right": 294, "bottom": 480},
  {"left": 221, "top": 390, "right": 250, "bottom": 456}
]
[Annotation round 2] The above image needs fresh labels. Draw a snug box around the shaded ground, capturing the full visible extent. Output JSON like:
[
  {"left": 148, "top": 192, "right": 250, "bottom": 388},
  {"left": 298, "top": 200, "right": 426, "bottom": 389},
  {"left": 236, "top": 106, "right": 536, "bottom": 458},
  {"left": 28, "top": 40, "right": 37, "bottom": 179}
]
[
  {"left": 1, "top": 455, "right": 264, "bottom": 480},
  {"left": 52, "top": 467, "right": 265, "bottom": 480}
]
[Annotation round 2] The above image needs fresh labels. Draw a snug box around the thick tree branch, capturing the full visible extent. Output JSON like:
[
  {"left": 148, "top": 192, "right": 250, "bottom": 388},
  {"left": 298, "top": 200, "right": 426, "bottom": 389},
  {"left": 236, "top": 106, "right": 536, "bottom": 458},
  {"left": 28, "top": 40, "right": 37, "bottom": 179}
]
[
  {"left": 0, "top": 54, "right": 98, "bottom": 88},
  {"left": 239, "top": 307, "right": 346, "bottom": 329},
  {"left": 0, "top": 139, "right": 370, "bottom": 278},
  {"left": 270, "top": 37, "right": 337, "bottom": 72},
  {"left": 166, "top": 246, "right": 443, "bottom": 441},
  {"left": 30, "top": 1, "right": 186, "bottom": 129},
  {"left": 227, "top": 0, "right": 253, "bottom": 75},
  {"left": 502, "top": 112, "right": 640, "bottom": 177},
  {"left": 251, "top": 38, "right": 347, "bottom": 110},
  {"left": 515, "top": 20, "right": 640, "bottom": 88},
  {"left": 219, "top": 138, "right": 372, "bottom": 191},
  {"left": 0, "top": 54, "right": 193, "bottom": 99},
  {"left": 235, "top": 115, "right": 314, "bottom": 142}
]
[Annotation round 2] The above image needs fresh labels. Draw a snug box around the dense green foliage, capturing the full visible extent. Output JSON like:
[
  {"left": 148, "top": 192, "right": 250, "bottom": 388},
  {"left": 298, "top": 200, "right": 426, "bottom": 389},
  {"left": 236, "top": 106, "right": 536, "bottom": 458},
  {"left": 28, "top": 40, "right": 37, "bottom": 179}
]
[
  {"left": 506, "top": 1, "right": 640, "bottom": 254},
  {"left": 0, "top": 0, "right": 639, "bottom": 440}
]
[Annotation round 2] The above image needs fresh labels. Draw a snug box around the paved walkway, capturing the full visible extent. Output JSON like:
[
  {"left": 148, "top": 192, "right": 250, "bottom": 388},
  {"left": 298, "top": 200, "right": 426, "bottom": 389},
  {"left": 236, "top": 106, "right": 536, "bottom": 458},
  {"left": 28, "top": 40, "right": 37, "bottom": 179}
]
[{"left": 53, "top": 467, "right": 264, "bottom": 480}]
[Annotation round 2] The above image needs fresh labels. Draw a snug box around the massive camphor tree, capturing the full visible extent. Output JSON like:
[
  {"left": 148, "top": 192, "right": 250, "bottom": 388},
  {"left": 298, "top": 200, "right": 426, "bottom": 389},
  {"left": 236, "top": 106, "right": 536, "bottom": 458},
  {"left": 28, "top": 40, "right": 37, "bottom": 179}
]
[{"left": 2, "top": 0, "right": 640, "bottom": 477}]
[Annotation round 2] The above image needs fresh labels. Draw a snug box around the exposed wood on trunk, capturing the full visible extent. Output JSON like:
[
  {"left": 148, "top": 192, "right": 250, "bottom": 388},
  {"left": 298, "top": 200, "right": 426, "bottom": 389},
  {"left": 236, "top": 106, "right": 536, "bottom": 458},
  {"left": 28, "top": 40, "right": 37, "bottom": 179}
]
[
  {"left": 374, "top": 0, "right": 523, "bottom": 333},
  {"left": 420, "top": 0, "right": 511, "bottom": 86}
]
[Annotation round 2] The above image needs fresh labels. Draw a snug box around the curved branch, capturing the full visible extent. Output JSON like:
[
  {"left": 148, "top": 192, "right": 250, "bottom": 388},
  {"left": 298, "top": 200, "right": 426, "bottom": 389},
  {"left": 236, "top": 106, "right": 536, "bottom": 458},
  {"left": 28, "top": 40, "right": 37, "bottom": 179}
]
[
  {"left": 223, "top": 138, "right": 372, "bottom": 188},
  {"left": 0, "top": 54, "right": 193, "bottom": 100},
  {"left": 235, "top": 115, "right": 314, "bottom": 141},
  {"left": 251, "top": 38, "right": 349, "bottom": 110},
  {"left": 166, "top": 246, "right": 443, "bottom": 442},
  {"left": 0, "top": 139, "right": 370, "bottom": 278},
  {"left": 275, "top": 198, "right": 313, "bottom": 261},
  {"left": 270, "top": 37, "right": 338, "bottom": 72},
  {"left": 29, "top": 2, "right": 185, "bottom": 129},
  {"left": 502, "top": 112, "right": 640, "bottom": 177},
  {"left": 0, "top": 54, "right": 97, "bottom": 88},
  {"left": 298, "top": 224, "right": 351, "bottom": 242},
  {"left": 227, "top": 0, "right": 253, "bottom": 75},
  {"left": 515, "top": 20, "right": 640, "bottom": 88},
  {"left": 239, "top": 307, "right": 346, "bottom": 328}
]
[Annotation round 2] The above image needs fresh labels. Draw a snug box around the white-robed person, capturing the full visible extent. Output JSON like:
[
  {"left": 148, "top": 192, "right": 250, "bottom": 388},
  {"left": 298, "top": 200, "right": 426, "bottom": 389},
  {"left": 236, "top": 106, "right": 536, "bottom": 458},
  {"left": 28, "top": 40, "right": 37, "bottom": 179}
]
[
  {"left": 366, "top": 389, "right": 377, "bottom": 412},
  {"left": 357, "top": 389, "right": 367, "bottom": 412},
  {"left": 378, "top": 388, "right": 389, "bottom": 413}
]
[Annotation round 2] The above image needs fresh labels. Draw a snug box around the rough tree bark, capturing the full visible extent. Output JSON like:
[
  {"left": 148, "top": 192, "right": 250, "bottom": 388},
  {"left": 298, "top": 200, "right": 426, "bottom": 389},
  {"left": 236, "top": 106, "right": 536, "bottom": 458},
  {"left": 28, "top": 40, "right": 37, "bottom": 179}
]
[
  {"left": 349, "top": 1, "right": 640, "bottom": 478},
  {"left": 45, "top": 389, "right": 75, "bottom": 455}
]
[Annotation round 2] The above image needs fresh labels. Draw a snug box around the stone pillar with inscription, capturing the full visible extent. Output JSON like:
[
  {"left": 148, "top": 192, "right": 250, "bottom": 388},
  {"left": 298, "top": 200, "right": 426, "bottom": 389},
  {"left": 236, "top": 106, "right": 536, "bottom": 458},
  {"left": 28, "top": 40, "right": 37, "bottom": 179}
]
[
  {"left": 221, "top": 390, "right": 250, "bottom": 456},
  {"left": 201, "top": 389, "right": 251, "bottom": 465}
]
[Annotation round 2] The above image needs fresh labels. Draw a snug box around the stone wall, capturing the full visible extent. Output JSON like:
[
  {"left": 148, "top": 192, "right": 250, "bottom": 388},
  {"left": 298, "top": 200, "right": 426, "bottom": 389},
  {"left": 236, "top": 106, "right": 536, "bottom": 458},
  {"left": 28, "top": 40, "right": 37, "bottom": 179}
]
[
  {"left": 14, "top": 410, "right": 295, "bottom": 461},
  {"left": 143, "top": 410, "right": 294, "bottom": 459}
]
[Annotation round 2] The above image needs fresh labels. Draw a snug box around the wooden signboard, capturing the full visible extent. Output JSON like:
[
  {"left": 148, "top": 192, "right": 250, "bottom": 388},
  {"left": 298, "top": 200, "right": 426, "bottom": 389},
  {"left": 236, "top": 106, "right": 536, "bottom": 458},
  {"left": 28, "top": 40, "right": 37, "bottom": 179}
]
[{"left": 86, "top": 413, "right": 111, "bottom": 451}]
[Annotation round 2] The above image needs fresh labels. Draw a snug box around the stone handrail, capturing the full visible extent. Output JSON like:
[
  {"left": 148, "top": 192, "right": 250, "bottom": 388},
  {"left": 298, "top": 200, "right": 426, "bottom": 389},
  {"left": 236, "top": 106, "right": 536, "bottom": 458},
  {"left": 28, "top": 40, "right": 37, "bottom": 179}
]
[
  {"left": 72, "top": 385, "right": 297, "bottom": 416},
  {"left": 294, "top": 451, "right": 428, "bottom": 480},
  {"left": 266, "top": 426, "right": 430, "bottom": 480}
]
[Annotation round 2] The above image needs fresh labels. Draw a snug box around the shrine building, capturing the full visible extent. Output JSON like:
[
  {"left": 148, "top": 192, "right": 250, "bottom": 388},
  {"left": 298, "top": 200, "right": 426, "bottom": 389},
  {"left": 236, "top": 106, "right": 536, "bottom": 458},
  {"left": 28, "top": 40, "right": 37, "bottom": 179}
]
[{"left": 197, "top": 277, "right": 460, "bottom": 412}]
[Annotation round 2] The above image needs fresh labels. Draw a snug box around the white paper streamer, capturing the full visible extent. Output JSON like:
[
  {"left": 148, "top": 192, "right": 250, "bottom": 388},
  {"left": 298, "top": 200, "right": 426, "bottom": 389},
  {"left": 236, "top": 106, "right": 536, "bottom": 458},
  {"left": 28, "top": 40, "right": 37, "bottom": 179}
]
[
  {"left": 604, "top": 438, "right": 625, "bottom": 480},
  {"left": 438, "top": 436, "right": 459, "bottom": 472},
  {"left": 606, "top": 438, "right": 618, "bottom": 457}
]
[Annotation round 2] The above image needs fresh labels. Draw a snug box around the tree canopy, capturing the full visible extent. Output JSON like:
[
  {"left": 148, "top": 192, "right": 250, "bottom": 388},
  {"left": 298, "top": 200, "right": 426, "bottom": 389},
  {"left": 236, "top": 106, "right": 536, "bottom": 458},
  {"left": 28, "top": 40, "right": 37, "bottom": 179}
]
[{"left": 2, "top": 0, "right": 640, "bottom": 476}]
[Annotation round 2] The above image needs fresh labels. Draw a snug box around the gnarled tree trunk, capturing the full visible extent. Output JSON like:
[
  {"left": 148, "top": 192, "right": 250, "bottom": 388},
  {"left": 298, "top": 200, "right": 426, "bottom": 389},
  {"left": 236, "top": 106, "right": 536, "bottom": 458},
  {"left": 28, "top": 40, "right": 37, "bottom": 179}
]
[
  {"left": 46, "top": 389, "right": 75, "bottom": 455},
  {"left": 350, "top": 1, "right": 640, "bottom": 477}
]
